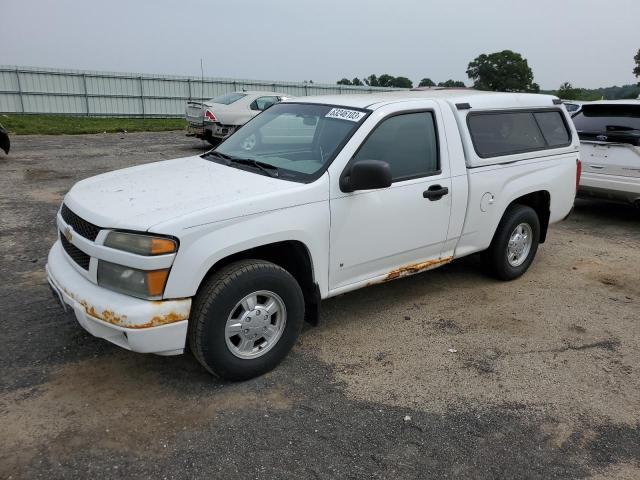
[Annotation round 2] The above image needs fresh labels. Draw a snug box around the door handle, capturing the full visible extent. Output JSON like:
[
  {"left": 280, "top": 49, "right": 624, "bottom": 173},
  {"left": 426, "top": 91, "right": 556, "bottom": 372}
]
[
  {"left": 589, "top": 165, "right": 605, "bottom": 169},
  {"left": 423, "top": 185, "right": 449, "bottom": 201}
]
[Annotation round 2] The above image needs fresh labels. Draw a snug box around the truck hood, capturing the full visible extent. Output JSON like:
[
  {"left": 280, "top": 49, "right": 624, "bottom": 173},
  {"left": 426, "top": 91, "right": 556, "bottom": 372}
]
[{"left": 63, "top": 155, "right": 308, "bottom": 232}]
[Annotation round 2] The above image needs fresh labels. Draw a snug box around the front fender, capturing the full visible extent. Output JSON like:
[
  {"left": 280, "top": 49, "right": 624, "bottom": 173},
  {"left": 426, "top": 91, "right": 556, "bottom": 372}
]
[{"left": 162, "top": 201, "right": 330, "bottom": 299}]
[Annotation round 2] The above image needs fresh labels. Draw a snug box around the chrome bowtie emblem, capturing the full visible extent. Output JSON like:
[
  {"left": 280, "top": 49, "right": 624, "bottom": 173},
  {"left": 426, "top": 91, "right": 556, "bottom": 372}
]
[{"left": 64, "top": 226, "right": 72, "bottom": 242}]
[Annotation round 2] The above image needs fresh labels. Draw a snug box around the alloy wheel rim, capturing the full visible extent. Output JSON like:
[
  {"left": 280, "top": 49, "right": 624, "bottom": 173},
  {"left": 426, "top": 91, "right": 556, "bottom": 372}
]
[
  {"left": 507, "top": 223, "right": 533, "bottom": 267},
  {"left": 224, "top": 290, "right": 287, "bottom": 359}
]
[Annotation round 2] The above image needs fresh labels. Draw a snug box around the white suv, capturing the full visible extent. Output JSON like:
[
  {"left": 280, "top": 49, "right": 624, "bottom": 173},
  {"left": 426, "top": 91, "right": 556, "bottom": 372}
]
[{"left": 574, "top": 100, "right": 640, "bottom": 207}]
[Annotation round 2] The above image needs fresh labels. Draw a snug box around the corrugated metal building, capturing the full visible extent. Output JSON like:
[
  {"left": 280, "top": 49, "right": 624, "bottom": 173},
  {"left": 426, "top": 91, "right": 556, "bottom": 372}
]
[{"left": 0, "top": 66, "right": 400, "bottom": 117}]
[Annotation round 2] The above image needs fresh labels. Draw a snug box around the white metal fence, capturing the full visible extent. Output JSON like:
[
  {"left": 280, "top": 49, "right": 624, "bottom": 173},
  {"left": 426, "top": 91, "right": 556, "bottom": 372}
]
[{"left": 0, "top": 66, "right": 400, "bottom": 117}]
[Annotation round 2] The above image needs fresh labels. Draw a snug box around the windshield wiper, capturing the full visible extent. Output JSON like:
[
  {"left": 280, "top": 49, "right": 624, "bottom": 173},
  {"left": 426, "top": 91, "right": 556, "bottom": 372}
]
[
  {"left": 579, "top": 129, "right": 640, "bottom": 137},
  {"left": 203, "top": 151, "right": 279, "bottom": 177},
  {"left": 203, "top": 150, "right": 234, "bottom": 162},
  {"left": 606, "top": 125, "right": 639, "bottom": 132},
  {"left": 228, "top": 158, "right": 280, "bottom": 177}
]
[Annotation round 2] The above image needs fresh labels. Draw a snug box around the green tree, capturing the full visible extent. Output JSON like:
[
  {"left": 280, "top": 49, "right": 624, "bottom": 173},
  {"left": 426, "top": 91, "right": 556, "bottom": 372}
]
[
  {"left": 466, "top": 50, "right": 539, "bottom": 92},
  {"left": 418, "top": 78, "right": 436, "bottom": 87},
  {"left": 634, "top": 48, "right": 640, "bottom": 80},
  {"left": 377, "top": 74, "right": 395, "bottom": 87},
  {"left": 364, "top": 75, "right": 379, "bottom": 87},
  {"left": 557, "top": 82, "right": 581, "bottom": 100},
  {"left": 438, "top": 79, "right": 466, "bottom": 88},
  {"left": 362, "top": 74, "right": 412, "bottom": 88},
  {"left": 337, "top": 78, "right": 352, "bottom": 85},
  {"left": 351, "top": 77, "right": 364, "bottom": 86},
  {"left": 391, "top": 76, "right": 413, "bottom": 88}
]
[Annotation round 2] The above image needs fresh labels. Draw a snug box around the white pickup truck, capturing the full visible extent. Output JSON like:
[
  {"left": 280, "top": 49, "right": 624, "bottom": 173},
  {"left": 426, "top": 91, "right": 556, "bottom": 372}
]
[{"left": 47, "top": 90, "right": 580, "bottom": 380}]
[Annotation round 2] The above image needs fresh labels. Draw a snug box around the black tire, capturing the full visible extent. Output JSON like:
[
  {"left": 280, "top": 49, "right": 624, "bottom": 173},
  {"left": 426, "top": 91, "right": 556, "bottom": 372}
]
[
  {"left": 483, "top": 204, "right": 540, "bottom": 281},
  {"left": 188, "top": 260, "right": 305, "bottom": 381}
]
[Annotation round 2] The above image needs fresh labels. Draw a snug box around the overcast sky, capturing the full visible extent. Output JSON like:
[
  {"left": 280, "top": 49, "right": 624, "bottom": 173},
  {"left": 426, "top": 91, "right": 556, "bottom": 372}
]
[{"left": 2, "top": 0, "right": 638, "bottom": 89}]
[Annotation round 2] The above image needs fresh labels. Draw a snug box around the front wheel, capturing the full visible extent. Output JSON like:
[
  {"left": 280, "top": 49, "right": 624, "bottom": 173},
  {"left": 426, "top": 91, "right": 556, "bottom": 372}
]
[
  {"left": 483, "top": 204, "right": 540, "bottom": 281},
  {"left": 188, "top": 260, "right": 305, "bottom": 380}
]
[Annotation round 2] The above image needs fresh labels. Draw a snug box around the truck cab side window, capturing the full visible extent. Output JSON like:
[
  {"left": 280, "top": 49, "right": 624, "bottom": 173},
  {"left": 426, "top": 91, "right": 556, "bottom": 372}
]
[
  {"left": 468, "top": 109, "right": 571, "bottom": 157},
  {"left": 353, "top": 112, "right": 439, "bottom": 181},
  {"left": 534, "top": 111, "right": 571, "bottom": 146}
]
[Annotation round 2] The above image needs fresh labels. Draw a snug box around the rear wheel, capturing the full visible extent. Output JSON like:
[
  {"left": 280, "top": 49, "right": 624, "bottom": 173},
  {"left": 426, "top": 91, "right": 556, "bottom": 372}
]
[
  {"left": 484, "top": 204, "right": 540, "bottom": 281},
  {"left": 188, "top": 260, "right": 304, "bottom": 380}
]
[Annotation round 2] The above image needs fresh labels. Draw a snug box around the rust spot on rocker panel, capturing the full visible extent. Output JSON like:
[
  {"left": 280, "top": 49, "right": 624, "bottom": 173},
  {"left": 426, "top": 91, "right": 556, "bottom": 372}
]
[{"left": 370, "top": 256, "right": 454, "bottom": 285}]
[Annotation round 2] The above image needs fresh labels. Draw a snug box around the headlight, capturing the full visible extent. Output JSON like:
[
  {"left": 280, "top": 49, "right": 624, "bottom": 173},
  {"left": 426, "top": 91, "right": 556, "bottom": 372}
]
[
  {"left": 98, "top": 261, "right": 169, "bottom": 299},
  {"left": 104, "top": 231, "right": 177, "bottom": 256}
]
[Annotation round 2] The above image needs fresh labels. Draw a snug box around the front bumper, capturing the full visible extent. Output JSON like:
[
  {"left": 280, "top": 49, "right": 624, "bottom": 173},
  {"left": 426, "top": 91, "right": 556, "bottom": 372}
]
[{"left": 47, "top": 241, "right": 191, "bottom": 356}]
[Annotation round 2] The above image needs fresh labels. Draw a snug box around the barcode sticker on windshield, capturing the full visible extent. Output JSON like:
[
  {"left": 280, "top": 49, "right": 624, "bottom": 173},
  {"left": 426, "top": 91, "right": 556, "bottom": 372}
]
[{"left": 325, "top": 108, "right": 366, "bottom": 122}]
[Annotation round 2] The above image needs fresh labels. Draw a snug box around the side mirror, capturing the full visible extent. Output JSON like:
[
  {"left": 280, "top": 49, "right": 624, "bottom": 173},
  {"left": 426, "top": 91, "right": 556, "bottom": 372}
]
[{"left": 340, "top": 160, "right": 392, "bottom": 193}]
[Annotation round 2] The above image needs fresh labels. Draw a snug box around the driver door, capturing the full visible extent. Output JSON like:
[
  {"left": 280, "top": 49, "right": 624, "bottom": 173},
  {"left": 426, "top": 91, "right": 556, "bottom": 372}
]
[{"left": 329, "top": 107, "right": 452, "bottom": 291}]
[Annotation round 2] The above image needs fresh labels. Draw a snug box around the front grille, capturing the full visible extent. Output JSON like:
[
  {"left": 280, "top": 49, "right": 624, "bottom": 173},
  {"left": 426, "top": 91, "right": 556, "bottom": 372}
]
[
  {"left": 61, "top": 233, "right": 91, "bottom": 270},
  {"left": 60, "top": 204, "right": 101, "bottom": 241}
]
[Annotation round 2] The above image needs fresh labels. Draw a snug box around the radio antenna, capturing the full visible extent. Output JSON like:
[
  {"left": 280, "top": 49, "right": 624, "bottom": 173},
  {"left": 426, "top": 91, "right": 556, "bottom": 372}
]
[{"left": 200, "top": 58, "right": 205, "bottom": 153}]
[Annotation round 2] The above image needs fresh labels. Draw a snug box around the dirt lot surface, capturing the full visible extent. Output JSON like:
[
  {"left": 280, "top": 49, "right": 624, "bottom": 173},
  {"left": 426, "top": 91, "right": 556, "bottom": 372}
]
[{"left": 1, "top": 131, "right": 639, "bottom": 479}]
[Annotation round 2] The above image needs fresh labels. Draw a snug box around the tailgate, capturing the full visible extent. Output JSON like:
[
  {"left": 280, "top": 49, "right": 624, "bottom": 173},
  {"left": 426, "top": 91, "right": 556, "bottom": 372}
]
[{"left": 580, "top": 141, "right": 640, "bottom": 178}]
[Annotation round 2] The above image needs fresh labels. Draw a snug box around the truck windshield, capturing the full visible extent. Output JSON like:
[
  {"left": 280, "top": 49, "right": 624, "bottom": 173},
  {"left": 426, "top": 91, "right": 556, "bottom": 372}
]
[
  {"left": 209, "top": 103, "right": 369, "bottom": 182},
  {"left": 572, "top": 104, "right": 640, "bottom": 145}
]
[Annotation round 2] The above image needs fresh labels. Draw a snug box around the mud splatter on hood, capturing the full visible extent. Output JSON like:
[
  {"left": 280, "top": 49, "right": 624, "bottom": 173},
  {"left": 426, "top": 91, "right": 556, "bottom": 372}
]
[{"left": 63, "top": 155, "right": 307, "bottom": 232}]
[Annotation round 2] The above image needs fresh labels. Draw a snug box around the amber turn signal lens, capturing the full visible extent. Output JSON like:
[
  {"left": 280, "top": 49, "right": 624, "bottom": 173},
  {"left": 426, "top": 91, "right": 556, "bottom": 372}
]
[
  {"left": 146, "top": 270, "right": 170, "bottom": 297},
  {"left": 104, "top": 231, "right": 177, "bottom": 256},
  {"left": 150, "top": 238, "right": 178, "bottom": 255}
]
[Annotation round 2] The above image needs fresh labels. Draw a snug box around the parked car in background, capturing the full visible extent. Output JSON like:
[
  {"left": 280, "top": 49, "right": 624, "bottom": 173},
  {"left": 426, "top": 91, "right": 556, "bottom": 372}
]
[
  {"left": 573, "top": 100, "right": 640, "bottom": 207},
  {"left": 0, "top": 123, "right": 9, "bottom": 154},
  {"left": 186, "top": 91, "right": 291, "bottom": 146}
]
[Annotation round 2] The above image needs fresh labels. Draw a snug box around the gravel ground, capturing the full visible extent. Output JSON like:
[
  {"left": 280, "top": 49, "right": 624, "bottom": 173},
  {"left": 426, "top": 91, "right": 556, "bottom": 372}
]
[{"left": 1, "top": 131, "right": 639, "bottom": 479}]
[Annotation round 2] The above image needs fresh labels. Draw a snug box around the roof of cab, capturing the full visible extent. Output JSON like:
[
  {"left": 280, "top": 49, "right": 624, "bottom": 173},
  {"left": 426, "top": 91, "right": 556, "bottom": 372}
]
[{"left": 284, "top": 90, "right": 560, "bottom": 111}]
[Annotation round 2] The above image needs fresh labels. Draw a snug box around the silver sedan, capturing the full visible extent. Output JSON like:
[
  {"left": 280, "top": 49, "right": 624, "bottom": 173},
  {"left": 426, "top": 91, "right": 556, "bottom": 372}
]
[{"left": 185, "top": 91, "right": 291, "bottom": 146}]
